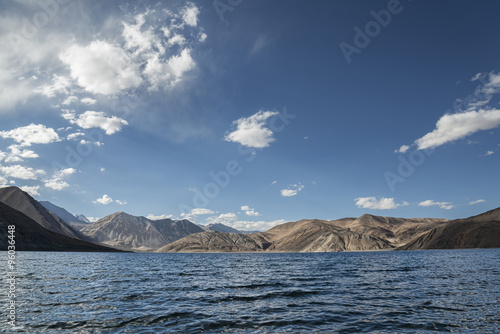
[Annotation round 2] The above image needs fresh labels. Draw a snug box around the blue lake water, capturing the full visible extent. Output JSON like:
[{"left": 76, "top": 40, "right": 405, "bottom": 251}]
[{"left": 1, "top": 249, "right": 499, "bottom": 333}]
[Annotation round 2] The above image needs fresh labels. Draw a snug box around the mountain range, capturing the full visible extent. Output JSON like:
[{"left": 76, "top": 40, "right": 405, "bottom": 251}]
[{"left": 0, "top": 186, "right": 499, "bottom": 252}]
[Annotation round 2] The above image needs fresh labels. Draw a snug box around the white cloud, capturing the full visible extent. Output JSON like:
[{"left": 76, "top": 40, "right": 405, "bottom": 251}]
[
  {"left": 93, "top": 194, "right": 114, "bottom": 205},
  {"left": 62, "top": 95, "right": 78, "bottom": 105},
  {"left": 44, "top": 168, "right": 76, "bottom": 191},
  {"left": 20, "top": 185, "right": 40, "bottom": 197},
  {"left": 205, "top": 212, "right": 239, "bottom": 225},
  {"left": 122, "top": 12, "right": 163, "bottom": 55},
  {"left": 36, "top": 74, "right": 72, "bottom": 98},
  {"left": 147, "top": 214, "right": 174, "bottom": 220},
  {"left": 181, "top": 208, "right": 215, "bottom": 217},
  {"left": 67, "top": 132, "right": 85, "bottom": 140},
  {"left": 241, "top": 205, "right": 262, "bottom": 216},
  {"left": 418, "top": 200, "right": 454, "bottom": 210},
  {"left": 250, "top": 35, "right": 268, "bottom": 56},
  {"left": 414, "top": 109, "right": 500, "bottom": 150},
  {"left": 60, "top": 40, "right": 143, "bottom": 95},
  {"left": 271, "top": 180, "right": 277, "bottom": 185},
  {"left": 469, "top": 199, "right": 485, "bottom": 205},
  {"left": 395, "top": 145, "right": 410, "bottom": 154},
  {"left": 0, "top": 124, "right": 60, "bottom": 146},
  {"left": 3, "top": 145, "right": 39, "bottom": 163},
  {"left": 281, "top": 183, "right": 305, "bottom": 197},
  {"left": 116, "top": 199, "right": 127, "bottom": 205},
  {"left": 44, "top": 180, "right": 69, "bottom": 191},
  {"left": 0, "top": 175, "right": 8, "bottom": 186},
  {"left": 167, "top": 34, "right": 186, "bottom": 46},
  {"left": 225, "top": 110, "right": 279, "bottom": 148},
  {"left": 198, "top": 32, "right": 207, "bottom": 42},
  {"left": 68, "top": 111, "right": 128, "bottom": 135},
  {"left": 143, "top": 48, "right": 195, "bottom": 91},
  {"left": 100, "top": 168, "right": 106, "bottom": 172},
  {"left": 181, "top": 3, "right": 200, "bottom": 27},
  {"left": 0, "top": 165, "right": 45, "bottom": 180},
  {"left": 231, "top": 219, "right": 287, "bottom": 232},
  {"left": 81, "top": 97, "right": 97, "bottom": 105},
  {"left": 355, "top": 197, "right": 409, "bottom": 210},
  {"left": 482, "top": 150, "right": 494, "bottom": 156}
]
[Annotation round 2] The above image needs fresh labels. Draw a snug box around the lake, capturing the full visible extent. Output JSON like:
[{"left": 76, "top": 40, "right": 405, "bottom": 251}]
[{"left": 1, "top": 249, "right": 499, "bottom": 333}]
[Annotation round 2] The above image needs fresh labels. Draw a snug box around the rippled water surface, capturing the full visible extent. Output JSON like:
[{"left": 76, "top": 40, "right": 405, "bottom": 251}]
[{"left": 1, "top": 249, "right": 499, "bottom": 333}]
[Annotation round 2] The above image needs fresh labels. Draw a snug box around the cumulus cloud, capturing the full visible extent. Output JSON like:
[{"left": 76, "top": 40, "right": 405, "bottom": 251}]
[
  {"left": 20, "top": 185, "right": 40, "bottom": 197},
  {"left": 468, "top": 199, "right": 485, "bottom": 205},
  {"left": 64, "top": 111, "right": 128, "bottom": 135},
  {"left": 415, "top": 109, "right": 500, "bottom": 150},
  {"left": 36, "top": 74, "right": 72, "bottom": 98},
  {"left": 3, "top": 145, "right": 39, "bottom": 163},
  {"left": 0, "top": 165, "right": 45, "bottom": 180},
  {"left": 225, "top": 110, "right": 279, "bottom": 148},
  {"left": 81, "top": 97, "right": 97, "bottom": 105},
  {"left": 281, "top": 183, "right": 305, "bottom": 197},
  {"left": 60, "top": 40, "right": 143, "bottom": 95},
  {"left": 44, "top": 168, "right": 76, "bottom": 191},
  {"left": 0, "top": 124, "right": 60, "bottom": 146},
  {"left": 182, "top": 208, "right": 215, "bottom": 216},
  {"left": 418, "top": 200, "right": 454, "bottom": 210},
  {"left": 395, "top": 145, "right": 410, "bottom": 154},
  {"left": 143, "top": 48, "right": 195, "bottom": 91},
  {"left": 116, "top": 199, "right": 127, "bottom": 205},
  {"left": 241, "top": 205, "right": 262, "bottom": 216},
  {"left": 181, "top": 3, "right": 200, "bottom": 27},
  {"left": 147, "top": 214, "right": 174, "bottom": 220},
  {"left": 205, "top": 212, "right": 239, "bottom": 225},
  {"left": 93, "top": 194, "right": 114, "bottom": 205},
  {"left": 355, "top": 197, "right": 409, "bottom": 210},
  {"left": 231, "top": 219, "right": 286, "bottom": 232},
  {"left": 0, "top": 175, "right": 8, "bottom": 186},
  {"left": 482, "top": 150, "right": 495, "bottom": 156}
]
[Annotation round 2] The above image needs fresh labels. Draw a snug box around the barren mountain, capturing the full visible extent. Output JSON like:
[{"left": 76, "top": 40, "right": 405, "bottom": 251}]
[
  {"left": 202, "top": 223, "right": 242, "bottom": 234},
  {"left": 159, "top": 214, "right": 449, "bottom": 253},
  {"left": 81, "top": 212, "right": 204, "bottom": 251},
  {"left": 0, "top": 187, "right": 88, "bottom": 241},
  {"left": 40, "top": 201, "right": 91, "bottom": 230},
  {"left": 0, "top": 201, "right": 121, "bottom": 252},
  {"left": 159, "top": 231, "right": 271, "bottom": 252},
  {"left": 399, "top": 208, "right": 500, "bottom": 250},
  {"left": 328, "top": 214, "right": 447, "bottom": 246}
]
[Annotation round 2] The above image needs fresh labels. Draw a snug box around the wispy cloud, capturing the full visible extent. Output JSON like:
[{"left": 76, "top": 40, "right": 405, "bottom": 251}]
[
  {"left": 418, "top": 200, "right": 454, "bottom": 210},
  {"left": 468, "top": 199, "right": 485, "bottom": 205}
]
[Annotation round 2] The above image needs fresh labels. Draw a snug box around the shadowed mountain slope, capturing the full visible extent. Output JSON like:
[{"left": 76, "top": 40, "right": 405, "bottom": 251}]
[{"left": 0, "top": 201, "right": 121, "bottom": 252}]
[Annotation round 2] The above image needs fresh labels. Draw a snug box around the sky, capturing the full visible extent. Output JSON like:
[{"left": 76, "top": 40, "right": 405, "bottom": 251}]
[{"left": 0, "top": 0, "right": 499, "bottom": 231}]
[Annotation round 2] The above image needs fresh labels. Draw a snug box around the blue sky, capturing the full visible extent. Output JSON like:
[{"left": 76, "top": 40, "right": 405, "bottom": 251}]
[{"left": 0, "top": 0, "right": 499, "bottom": 230}]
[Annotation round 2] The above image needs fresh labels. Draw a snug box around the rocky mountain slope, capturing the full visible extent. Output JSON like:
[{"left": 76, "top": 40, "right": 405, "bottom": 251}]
[
  {"left": 81, "top": 212, "right": 204, "bottom": 251},
  {"left": 160, "top": 215, "right": 445, "bottom": 253},
  {"left": 0, "top": 201, "right": 121, "bottom": 252},
  {"left": 40, "top": 201, "right": 91, "bottom": 230},
  {"left": 399, "top": 208, "right": 500, "bottom": 250},
  {"left": 0, "top": 187, "right": 88, "bottom": 241},
  {"left": 201, "top": 223, "right": 242, "bottom": 234}
]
